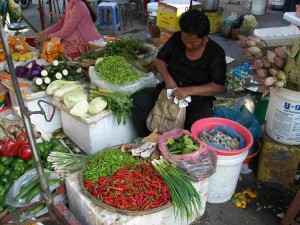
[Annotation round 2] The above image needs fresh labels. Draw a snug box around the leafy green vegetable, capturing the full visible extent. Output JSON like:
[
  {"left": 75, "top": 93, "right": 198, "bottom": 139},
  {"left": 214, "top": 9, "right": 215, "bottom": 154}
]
[
  {"left": 166, "top": 134, "right": 200, "bottom": 155},
  {"left": 94, "top": 56, "right": 143, "bottom": 85},
  {"left": 90, "top": 90, "right": 133, "bottom": 125},
  {"left": 101, "top": 37, "right": 150, "bottom": 60}
]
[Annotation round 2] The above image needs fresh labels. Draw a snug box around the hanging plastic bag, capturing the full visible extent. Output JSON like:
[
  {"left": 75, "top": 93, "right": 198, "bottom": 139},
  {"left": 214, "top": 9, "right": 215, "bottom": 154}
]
[{"left": 159, "top": 128, "right": 217, "bottom": 182}]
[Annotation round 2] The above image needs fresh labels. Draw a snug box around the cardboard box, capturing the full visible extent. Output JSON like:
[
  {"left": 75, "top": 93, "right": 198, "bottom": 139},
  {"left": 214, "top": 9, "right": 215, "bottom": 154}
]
[
  {"left": 156, "top": 0, "right": 201, "bottom": 32},
  {"left": 204, "top": 8, "right": 224, "bottom": 34},
  {"left": 159, "top": 28, "right": 175, "bottom": 43},
  {"left": 257, "top": 133, "right": 300, "bottom": 184}
]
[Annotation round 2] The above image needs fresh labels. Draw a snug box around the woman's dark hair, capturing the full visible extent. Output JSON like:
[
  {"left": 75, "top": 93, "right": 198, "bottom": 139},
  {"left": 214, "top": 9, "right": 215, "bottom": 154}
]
[
  {"left": 179, "top": 9, "right": 210, "bottom": 38},
  {"left": 82, "top": 0, "right": 97, "bottom": 22}
]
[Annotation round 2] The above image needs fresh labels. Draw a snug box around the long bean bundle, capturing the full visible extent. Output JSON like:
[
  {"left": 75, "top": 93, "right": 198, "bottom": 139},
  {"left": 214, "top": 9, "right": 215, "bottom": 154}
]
[{"left": 152, "top": 157, "right": 202, "bottom": 222}]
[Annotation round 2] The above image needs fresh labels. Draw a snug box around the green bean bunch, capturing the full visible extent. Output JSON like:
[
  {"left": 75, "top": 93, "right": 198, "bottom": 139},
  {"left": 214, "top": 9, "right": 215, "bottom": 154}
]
[{"left": 95, "top": 56, "right": 143, "bottom": 85}]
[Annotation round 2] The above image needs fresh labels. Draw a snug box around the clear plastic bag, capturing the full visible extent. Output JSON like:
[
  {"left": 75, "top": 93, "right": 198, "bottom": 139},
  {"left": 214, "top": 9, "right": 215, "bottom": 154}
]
[
  {"left": 6, "top": 168, "right": 63, "bottom": 208},
  {"left": 158, "top": 128, "right": 217, "bottom": 182},
  {"left": 89, "top": 66, "right": 160, "bottom": 93}
]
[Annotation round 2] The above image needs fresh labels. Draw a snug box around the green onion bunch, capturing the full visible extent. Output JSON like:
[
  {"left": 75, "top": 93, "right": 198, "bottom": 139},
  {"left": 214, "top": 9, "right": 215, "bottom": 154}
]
[{"left": 152, "top": 157, "right": 202, "bottom": 222}]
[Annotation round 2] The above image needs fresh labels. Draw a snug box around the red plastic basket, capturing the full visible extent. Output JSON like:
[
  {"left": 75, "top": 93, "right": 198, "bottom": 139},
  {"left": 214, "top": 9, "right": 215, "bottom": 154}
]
[{"left": 191, "top": 117, "right": 254, "bottom": 156}]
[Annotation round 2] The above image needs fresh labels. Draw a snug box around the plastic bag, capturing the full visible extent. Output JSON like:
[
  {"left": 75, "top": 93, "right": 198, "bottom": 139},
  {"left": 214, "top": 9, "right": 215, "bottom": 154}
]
[
  {"left": 159, "top": 128, "right": 217, "bottom": 182},
  {"left": 214, "top": 106, "right": 261, "bottom": 154},
  {"left": 199, "top": 125, "right": 245, "bottom": 150},
  {"left": 6, "top": 168, "right": 64, "bottom": 208},
  {"left": 89, "top": 66, "right": 160, "bottom": 93}
]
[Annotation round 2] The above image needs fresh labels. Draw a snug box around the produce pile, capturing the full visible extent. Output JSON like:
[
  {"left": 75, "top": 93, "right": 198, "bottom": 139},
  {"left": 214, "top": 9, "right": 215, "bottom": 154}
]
[
  {"left": 238, "top": 35, "right": 288, "bottom": 88},
  {"left": 99, "top": 37, "right": 150, "bottom": 60},
  {"left": 83, "top": 163, "right": 170, "bottom": 211},
  {"left": 165, "top": 134, "right": 200, "bottom": 155},
  {"left": 39, "top": 37, "right": 65, "bottom": 63},
  {"left": 0, "top": 118, "right": 68, "bottom": 214},
  {"left": 7, "top": 35, "right": 34, "bottom": 63},
  {"left": 32, "top": 60, "right": 84, "bottom": 92},
  {"left": 95, "top": 56, "right": 143, "bottom": 85}
]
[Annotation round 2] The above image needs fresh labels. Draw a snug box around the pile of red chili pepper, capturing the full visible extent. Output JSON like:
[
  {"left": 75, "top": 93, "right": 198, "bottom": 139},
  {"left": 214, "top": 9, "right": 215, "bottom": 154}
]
[{"left": 83, "top": 163, "right": 170, "bottom": 211}]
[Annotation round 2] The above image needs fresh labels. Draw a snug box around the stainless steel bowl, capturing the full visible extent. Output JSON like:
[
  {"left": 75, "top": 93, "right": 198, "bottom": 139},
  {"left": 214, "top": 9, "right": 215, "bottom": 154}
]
[{"left": 240, "top": 77, "right": 266, "bottom": 93}]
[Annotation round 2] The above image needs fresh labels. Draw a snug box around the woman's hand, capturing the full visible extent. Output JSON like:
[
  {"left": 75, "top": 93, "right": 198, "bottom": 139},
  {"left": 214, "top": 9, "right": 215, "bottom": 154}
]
[
  {"left": 35, "top": 32, "right": 49, "bottom": 43},
  {"left": 173, "top": 87, "right": 190, "bottom": 100}
]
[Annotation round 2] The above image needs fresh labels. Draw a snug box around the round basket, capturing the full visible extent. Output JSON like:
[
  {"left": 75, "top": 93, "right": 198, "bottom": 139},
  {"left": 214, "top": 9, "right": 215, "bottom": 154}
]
[{"left": 79, "top": 149, "right": 172, "bottom": 216}]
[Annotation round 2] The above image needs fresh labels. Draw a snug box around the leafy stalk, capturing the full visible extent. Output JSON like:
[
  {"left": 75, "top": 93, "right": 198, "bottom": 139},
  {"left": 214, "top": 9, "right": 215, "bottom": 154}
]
[{"left": 90, "top": 90, "right": 133, "bottom": 125}]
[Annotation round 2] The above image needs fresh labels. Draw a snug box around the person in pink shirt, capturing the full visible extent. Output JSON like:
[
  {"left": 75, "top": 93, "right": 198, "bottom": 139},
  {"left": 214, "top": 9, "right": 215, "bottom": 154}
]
[{"left": 35, "top": 0, "right": 101, "bottom": 57}]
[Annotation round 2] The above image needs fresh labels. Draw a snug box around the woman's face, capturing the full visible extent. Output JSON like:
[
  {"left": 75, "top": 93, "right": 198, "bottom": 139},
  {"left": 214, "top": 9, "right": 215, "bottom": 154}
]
[{"left": 181, "top": 32, "right": 205, "bottom": 50}]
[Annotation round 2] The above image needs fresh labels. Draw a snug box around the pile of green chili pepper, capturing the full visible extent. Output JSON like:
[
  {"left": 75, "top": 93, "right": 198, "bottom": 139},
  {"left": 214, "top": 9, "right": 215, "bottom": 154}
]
[
  {"left": 82, "top": 149, "right": 137, "bottom": 182},
  {"left": 83, "top": 163, "right": 170, "bottom": 211}
]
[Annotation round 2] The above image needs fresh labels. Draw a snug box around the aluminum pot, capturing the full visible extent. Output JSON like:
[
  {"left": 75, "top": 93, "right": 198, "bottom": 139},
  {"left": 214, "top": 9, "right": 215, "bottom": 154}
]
[{"left": 199, "top": 0, "right": 219, "bottom": 11}]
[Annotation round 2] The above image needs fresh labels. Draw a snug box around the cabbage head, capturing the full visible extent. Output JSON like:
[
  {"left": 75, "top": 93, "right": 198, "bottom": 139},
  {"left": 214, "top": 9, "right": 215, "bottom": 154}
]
[
  {"left": 88, "top": 97, "right": 107, "bottom": 115},
  {"left": 63, "top": 89, "right": 88, "bottom": 109}
]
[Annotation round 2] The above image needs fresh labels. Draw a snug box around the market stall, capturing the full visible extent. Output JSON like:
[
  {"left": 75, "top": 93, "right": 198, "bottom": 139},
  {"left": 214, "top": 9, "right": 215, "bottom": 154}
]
[{"left": 0, "top": 2, "right": 299, "bottom": 224}]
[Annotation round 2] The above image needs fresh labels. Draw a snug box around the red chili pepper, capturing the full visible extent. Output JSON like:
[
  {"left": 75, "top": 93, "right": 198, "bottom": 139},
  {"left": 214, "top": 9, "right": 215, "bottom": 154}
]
[
  {"left": 1, "top": 137, "right": 21, "bottom": 158},
  {"left": 16, "top": 132, "right": 29, "bottom": 145},
  {"left": 18, "top": 144, "right": 32, "bottom": 161}
]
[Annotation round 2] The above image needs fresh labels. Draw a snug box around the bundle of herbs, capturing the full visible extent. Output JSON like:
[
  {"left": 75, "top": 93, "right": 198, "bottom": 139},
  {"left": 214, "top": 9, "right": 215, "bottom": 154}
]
[
  {"left": 100, "top": 37, "right": 150, "bottom": 60},
  {"left": 152, "top": 157, "right": 202, "bottom": 222},
  {"left": 90, "top": 90, "right": 133, "bottom": 125},
  {"left": 166, "top": 134, "right": 200, "bottom": 155}
]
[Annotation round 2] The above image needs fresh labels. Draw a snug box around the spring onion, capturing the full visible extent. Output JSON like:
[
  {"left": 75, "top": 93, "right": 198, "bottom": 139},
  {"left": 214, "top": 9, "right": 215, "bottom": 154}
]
[{"left": 152, "top": 157, "right": 202, "bottom": 222}]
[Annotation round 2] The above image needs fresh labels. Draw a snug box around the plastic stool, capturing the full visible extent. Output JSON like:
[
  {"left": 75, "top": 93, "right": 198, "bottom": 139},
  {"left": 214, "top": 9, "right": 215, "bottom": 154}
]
[{"left": 97, "top": 2, "right": 120, "bottom": 34}]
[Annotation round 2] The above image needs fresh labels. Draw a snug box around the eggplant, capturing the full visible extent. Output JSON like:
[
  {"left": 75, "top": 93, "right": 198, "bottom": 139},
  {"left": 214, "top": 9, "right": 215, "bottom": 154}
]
[
  {"left": 15, "top": 66, "right": 29, "bottom": 78},
  {"left": 26, "top": 65, "right": 43, "bottom": 80},
  {"left": 24, "top": 60, "right": 37, "bottom": 70}
]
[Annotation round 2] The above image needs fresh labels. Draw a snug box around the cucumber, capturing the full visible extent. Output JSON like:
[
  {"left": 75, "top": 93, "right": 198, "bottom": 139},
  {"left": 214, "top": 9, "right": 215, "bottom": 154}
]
[
  {"left": 52, "top": 60, "right": 59, "bottom": 67},
  {"left": 39, "top": 84, "right": 47, "bottom": 91},
  {"left": 15, "top": 172, "right": 51, "bottom": 201},
  {"left": 26, "top": 179, "right": 62, "bottom": 203},
  {"left": 43, "top": 77, "right": 51, "bottom": 84},
  {"left": 33, "top": 77, "right": 43, "bottom": 86},
  {"left": 28, "top": 203, "right": 46, "bottom": 215},
  {"left": 54, "top": 72, "right": 63, "bottom": 80},
  {"left": 62, "top": 69, "right": 68, "bottom": 76},
  {"left": 64, "top": 75, "right": 74, "bottom": 81},
  {"left": 72, "top": 73, "right": 83, "bottom": 81},
  {"left": 41, "top": 70, "right": 48, "bottom": 77}
]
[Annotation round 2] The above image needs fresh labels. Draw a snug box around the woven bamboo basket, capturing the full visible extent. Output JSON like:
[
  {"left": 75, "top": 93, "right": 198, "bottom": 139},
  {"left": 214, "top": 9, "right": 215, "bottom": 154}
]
[{"left": 79, "top": 147, "right": 172, "bottom": 216}]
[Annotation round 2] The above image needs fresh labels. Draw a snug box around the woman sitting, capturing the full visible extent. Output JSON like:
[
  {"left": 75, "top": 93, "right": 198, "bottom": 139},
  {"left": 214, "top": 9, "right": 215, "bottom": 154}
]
[
  {"left": 131, "top": 9, "right": 227, "bottom": 137},
  {"left": 35, "top": 0, "right": 101, "bottom": 57}
]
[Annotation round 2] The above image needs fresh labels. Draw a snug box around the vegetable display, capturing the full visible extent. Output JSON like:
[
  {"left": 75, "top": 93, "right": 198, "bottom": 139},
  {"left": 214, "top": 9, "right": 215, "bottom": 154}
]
[
  {"left": 32, "top": 60, "right": 84, "bottom": 92},
  {"left": 82, "top": 149, "right": 137, "bottom": 182},
  {"left": 15, "top": 60, "right": 44, "bottom": 81},
  {"left": 152, "top": 157, "right": 202, "bottom": 222},
  {"left": 39, "top": 37, "right": 65, "bottom": 63},
  {"left": 83, "top": 163, "right": 170, "bottom": 211},
  {"left": 165, "top": 134, "right": 200, "bottom": 155},
  {"left": 90, "top": 90, "right": 133, "bottom": 125},
  {"left": 100, "top": 37, "right": 150, "bottom": 60},
  {"left": 238, "top": 35, "right": 288, "bottom": 89},
  {"left": 94, "top": 56, "right": 143, "bottom": 85}
]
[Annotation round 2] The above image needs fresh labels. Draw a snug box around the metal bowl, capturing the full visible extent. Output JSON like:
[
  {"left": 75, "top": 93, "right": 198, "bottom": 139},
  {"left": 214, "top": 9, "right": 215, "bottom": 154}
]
[{"left": 240, "top": 77, "right": 266, "bottom": 93}]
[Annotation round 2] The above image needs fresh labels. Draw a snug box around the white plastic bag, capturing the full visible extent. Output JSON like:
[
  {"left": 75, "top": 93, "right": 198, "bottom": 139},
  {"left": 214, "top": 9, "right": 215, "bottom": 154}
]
[{"left": 89, "top": 66, "right": 160, "bottom": 93}]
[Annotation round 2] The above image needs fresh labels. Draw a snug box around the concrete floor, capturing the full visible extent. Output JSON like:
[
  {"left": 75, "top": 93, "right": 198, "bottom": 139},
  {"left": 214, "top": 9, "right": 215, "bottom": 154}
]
[{"left": 15, "top": 1, "right": 297, "bottom": 225}]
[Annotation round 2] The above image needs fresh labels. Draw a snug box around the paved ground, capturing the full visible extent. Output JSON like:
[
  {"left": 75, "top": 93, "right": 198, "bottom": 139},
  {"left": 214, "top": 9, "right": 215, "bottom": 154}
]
[{"left": 9, "top": 1, "right": 299, "bottom": 225}]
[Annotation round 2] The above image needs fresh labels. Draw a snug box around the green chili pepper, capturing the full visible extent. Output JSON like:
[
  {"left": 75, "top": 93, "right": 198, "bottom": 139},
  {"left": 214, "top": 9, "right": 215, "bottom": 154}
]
[{"left": 0, "top": 155, "right": 15, "bottom": 167}]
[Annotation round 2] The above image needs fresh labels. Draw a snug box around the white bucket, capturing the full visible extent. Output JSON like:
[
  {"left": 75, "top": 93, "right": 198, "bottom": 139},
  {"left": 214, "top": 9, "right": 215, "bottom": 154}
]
[
  {"left": 251, "top": 0, "right": 268, "bottom": 15},
  {"left": 207, "top": 151, "right": 248, "bottom": 203},
  {"left": 266, "top": 87, "right": 300, "bottom": 145},
  {"left": 147, "top": 2, "right": 158, "bottom": 16}
]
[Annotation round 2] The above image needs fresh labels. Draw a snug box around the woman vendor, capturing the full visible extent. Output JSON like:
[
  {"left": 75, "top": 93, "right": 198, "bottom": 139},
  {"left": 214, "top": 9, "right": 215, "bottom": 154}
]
[
  {"left": 35, "top": 0, "right": 101, "bottom": 57},
  {"left": 131, "top": 9, "right": 227, "bottom": 137}
]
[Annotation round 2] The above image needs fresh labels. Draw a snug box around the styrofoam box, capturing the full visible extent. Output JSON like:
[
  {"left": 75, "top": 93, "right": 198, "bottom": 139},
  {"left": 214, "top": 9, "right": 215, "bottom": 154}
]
[
  {"left": 66, "top": 171, "right": 209, "bottom": 225},
  {"left": 8, "top": 89, "right": 62, "bottom": 134},
  {"left": 53, "top": 100, "right": 138, "bottom": 155},
  {"left": 254, "top": 25, "right": 300, "bottom": 47}
]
